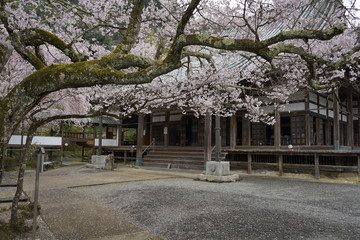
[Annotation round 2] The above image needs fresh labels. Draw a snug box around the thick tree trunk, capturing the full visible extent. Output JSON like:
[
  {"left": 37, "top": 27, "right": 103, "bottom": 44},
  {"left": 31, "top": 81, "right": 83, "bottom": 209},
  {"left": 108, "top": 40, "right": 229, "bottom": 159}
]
[
  {"left": 0, "top": 127, "right": 12, "bottom": 184},
  {"left": 10, "top": 134, "right": 34, "bottom": 226},
  {"left": 0, "top": 141, "right": 6, "bottom": 184}
]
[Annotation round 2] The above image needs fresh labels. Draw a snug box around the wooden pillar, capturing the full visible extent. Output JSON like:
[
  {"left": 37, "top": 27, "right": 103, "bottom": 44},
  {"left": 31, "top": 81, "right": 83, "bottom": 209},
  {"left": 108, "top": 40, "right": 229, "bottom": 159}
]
[
  {"left": 118, "top": 119, "right": 123, "bottom": 147},
  {"left": 59, "top": 122, "right": 64, "bottom": 164},
  {"left": 247, "top": 153, "right": 252, "bottom": 174},
  {"left": 81, "top": 127, "right": 85, "bottom": 162},
  {"left": 230, "top": 115, "right": 237, "bottom": 149},
  {"left": 357, "top": 155, "right": 360, "bottom": 182},
  {"left": 274, "top": 108, "right": 281, "bottom": 149},
  {"left": 98, "top": 116, "right": 103, "bottom": 155},
  {"left": 278, "top": 154, "right": 283, "bottom": 176},
  {"left": 204, "top": 112, "right": 212, "bottom": 162},
  {"left": 305, "top": 114, "right": 311, "bottom": 146},
  {"left": 136, "top": 113, "right": 144, "bottom": 166},
  {"left": 325, "top": 94, "right": 331, "bottom": 146},
  {"left": 305, "top": 93, "right": 311, "bottom": 146},
  {"left": 358, "top": 96, "right": 360, "bottom": 146},
  {"left": 314, "top": 153, "right": 320, "bottom": 179},
  {"left": 242, "top": 118, "right": 251, "bottom": 146},
  {"left": 325, "top": 120, "right": 331, "bottom": 146},
  {"left": 215, "top": 115, "right": 221, "bottom": 162},
  {"left": 315, "top": 117, "right": 320, "bottom": 145},
  {"left": 164, "top": 112, "right": 169, "bottom": 147},
  {"left": 333, "top": 90, "right": 340, "bottom": 150},
  {"left": 347, "top": 88, "right": 354, "bottom": 148},
  {"left": 92, "top": 125, "right": 96, "bottom": 156}
]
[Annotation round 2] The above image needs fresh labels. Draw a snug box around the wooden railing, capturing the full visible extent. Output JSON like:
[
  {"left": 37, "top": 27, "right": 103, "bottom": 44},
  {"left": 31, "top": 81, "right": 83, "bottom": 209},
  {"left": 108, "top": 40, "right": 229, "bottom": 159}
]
[
  {"left": 62, "top": 132, "right": 94, "bottom": 139},
  {"left": 143, "top": 138, "right": 155, "bottom": 154}
]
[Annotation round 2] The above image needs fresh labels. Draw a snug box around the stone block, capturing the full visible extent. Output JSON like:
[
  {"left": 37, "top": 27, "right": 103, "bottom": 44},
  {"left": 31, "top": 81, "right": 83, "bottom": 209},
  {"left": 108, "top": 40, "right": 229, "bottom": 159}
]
[
  {"left": 86, "top": 155, "right": 113, "bottom": 169},
  {"left": 205, "top": 161, "right": 230, "bottom": 176}
]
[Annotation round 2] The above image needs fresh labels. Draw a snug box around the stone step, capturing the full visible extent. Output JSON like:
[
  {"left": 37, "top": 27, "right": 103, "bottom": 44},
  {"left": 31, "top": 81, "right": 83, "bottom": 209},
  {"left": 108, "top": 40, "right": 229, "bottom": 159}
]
[{"left": 142, "top": 162, "right": 205, "bottom": 170}]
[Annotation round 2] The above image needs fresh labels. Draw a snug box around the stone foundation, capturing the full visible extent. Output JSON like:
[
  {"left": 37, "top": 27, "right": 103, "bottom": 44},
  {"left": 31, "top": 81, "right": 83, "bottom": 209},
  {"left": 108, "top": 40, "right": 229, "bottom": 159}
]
[
  {"left": 195, "top": 173, "right": 240, "bottom": 183},
  {"left": 195, "top": 161, "right": 240, "bottom": 183}
]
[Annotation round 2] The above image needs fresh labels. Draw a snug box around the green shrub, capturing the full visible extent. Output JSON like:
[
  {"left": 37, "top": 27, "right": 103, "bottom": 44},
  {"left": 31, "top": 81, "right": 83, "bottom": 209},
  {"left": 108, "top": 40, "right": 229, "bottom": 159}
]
[{"left": 4, "top": 157, "right": 19, "bottom": 171}]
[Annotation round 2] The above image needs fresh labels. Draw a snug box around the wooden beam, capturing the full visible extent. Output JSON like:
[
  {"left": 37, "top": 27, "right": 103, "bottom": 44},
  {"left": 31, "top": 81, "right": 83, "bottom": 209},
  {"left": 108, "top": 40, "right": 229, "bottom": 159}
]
[
  {"left": 204, "top": 112, "right": 212, "bottom": 162},
  {"left": 314, "top": 153, "right": 320, "bottom": 179},
  {"left": 278, "top": 154, "right": 283, "bottom": 176},
  {"left": 247, "top": 153, "right": 252, "bottom": 174}
]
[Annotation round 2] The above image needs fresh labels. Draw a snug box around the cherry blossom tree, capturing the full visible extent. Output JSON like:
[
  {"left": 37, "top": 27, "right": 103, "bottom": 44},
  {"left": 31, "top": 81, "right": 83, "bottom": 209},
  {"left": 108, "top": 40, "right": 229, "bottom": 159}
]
[{"left": 1, "top": 0, "right": 360, "bottom": 184}]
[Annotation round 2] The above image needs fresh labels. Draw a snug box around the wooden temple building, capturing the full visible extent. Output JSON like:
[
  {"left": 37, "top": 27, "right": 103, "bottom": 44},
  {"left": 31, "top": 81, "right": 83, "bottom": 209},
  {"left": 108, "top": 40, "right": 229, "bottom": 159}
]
[{"left": 95, "top": 87, "right": 360, "bottom": 178}]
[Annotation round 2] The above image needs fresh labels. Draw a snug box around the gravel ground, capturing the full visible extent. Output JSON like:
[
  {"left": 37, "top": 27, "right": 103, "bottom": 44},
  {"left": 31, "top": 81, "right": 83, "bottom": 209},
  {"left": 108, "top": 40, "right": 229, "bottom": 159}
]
[{"left": 75, "top": 176, "right": 360, "bottom": 240}]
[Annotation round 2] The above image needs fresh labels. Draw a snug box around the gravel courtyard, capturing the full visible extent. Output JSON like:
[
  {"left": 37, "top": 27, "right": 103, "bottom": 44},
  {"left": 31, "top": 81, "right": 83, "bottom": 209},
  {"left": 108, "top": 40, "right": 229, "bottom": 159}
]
[{"left": 74, "top": 176, "right": 360, "bottom": 240}]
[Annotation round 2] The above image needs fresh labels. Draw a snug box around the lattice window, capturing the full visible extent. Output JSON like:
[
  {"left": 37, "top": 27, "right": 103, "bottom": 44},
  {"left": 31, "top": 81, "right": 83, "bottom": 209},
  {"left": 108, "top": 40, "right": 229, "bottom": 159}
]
[
  {"left": 291, "top": 116, "right": 306, "bottom": 145},
  {"left": 251, "top": 122, "right": 266, "bottom": 145}
]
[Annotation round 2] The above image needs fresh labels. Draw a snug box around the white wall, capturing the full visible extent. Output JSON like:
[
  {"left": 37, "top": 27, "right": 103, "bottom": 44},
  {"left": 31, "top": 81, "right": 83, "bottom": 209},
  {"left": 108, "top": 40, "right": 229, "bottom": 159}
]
[
  {"left": 8, "top": 135, "right": 62, "bottom": 146},
  {"left": 94, "top": 138, "right": 118, "bottom": 147}
]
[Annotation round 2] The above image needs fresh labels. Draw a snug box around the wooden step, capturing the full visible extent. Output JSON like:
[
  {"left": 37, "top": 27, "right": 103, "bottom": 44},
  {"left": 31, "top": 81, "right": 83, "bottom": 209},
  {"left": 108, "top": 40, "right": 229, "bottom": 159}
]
[
  {"left": 0, "top": 184, "right": 17, "bottom": 187},
  {"left": 143, "top": 162, "right": 205, "bottom": 170},
  {"left": 0, "top": 196, "right": 28, "bottom": 203},
  {"left": 142, "top": 148, "right": 226, "bottom": 170},
  {"left": 143, "top": 158, "right": 204, "bottom": 165}
]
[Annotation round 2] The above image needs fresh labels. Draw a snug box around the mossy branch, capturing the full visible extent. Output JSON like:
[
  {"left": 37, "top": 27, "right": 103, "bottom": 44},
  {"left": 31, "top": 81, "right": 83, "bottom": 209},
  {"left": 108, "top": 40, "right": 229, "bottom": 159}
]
[
  {"left": 20, "top": 28, "right": 87, "bottom": 62},
  {"left": 174, "top": 24, "right": 346, "bottom": 59},
  {"left": 114, "top": 0, "right": 145, "bottom": 54}
]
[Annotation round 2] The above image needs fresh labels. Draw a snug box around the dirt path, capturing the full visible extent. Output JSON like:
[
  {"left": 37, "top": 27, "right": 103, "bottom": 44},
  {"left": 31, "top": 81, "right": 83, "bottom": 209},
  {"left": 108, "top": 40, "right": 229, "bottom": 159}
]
[{"left": 22, "top": 164, "right": 174, "bottom": 240}]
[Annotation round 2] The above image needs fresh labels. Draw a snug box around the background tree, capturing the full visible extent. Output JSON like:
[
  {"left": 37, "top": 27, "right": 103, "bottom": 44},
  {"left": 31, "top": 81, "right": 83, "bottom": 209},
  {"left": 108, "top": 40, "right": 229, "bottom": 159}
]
[{"left": 1, "top": 0, "right": 360, "bottom": 182}]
